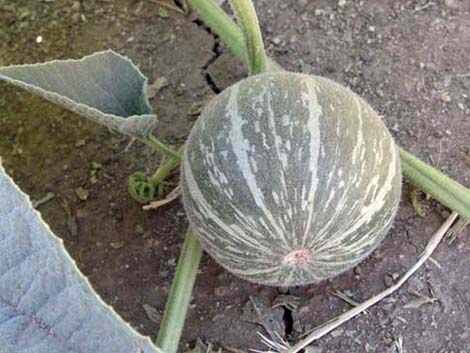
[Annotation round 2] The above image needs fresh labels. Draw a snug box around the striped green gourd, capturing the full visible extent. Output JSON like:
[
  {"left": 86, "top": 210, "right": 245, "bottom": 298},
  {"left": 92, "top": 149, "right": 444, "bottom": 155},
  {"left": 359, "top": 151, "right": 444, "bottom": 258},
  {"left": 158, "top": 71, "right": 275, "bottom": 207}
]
[{"left": 181, "top": 72, "right": 401, "bottom": 286}]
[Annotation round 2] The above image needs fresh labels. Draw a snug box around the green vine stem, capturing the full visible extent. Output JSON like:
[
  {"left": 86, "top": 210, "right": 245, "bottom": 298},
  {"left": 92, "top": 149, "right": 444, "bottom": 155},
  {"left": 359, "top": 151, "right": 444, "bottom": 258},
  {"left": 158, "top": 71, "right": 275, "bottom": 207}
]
[
  {"left": 146, "top": 134, "right": 181, "bottom": 160},
  {"left": 156, "top": 228, "right": 203, "bottom": 353},
  {"left": 189, "top": 0, "right": 248, "bottom": 66},
  {"left": 188, "top": 0, "right": 282, "bottom": 71},
  {"left": 400, "top": 148, "right": 470, "bottom": 219},
  {"left": 189, "top": 0, "right": 470, "bottom": 219},
  {"left": 228, "top": 0, "right": 268, "bottom": 75},
  {"left": 150, "top": 144, "right": 185, "bottom": 185},
  {"left": 128, "top": 144, "right": 184, "bottom": 203}
]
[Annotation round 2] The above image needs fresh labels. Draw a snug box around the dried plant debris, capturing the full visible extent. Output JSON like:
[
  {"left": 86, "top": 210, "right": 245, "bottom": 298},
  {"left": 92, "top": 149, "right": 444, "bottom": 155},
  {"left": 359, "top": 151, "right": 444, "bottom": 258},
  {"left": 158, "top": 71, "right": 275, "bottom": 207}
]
[
  {"left": 328, "top": 289, "right": 369, "bottom": 315},
  {"left": 446, "top": 216, "right": 470, "bottom": 243},
  {"left": 143, "top": 303, "right": 161, "bottom": 323},
  {"left": 61, "top": 198, "right": 79, "bottom": 237},
  {"left": 147, "top": 76, "right": 169, "bottom": 99},
  {"left": 143, "top": 185, "right": 181, "bottom": 210},
  {"left": 185, "top": 339, "right": 222, "bottom": 353},
  {"left": 410, "top": 189, "right": 429, "bottom": 218},
  {"left": 404, "top": 290, "right": 437, "bottom": 309},
  {"left": 31, "top": 192, "right": 55, "bottom": 208}
]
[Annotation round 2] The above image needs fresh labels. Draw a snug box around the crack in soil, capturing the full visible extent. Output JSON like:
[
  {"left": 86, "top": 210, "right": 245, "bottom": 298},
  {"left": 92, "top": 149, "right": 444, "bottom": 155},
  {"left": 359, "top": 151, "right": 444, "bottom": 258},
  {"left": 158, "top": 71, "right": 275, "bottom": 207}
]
[
  {"left": 192, "top": 18, "right": 223, "bottom": 93},
  {"left": 279, "top": 289, "right": 294, "bottom": 338}
]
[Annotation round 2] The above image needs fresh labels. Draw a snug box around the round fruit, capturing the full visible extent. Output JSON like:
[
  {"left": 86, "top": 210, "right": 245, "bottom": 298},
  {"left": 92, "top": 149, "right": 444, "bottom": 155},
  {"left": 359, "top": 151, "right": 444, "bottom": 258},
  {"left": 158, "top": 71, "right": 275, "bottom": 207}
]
[{"left": 181, "top": 72, "right": 401, "bottom": 286}]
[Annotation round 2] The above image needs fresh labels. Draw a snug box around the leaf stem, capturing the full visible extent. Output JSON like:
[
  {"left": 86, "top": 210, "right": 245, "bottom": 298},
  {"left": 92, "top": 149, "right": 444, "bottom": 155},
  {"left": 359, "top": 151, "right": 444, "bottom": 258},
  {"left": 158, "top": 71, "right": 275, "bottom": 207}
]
[
  {"left": 150, "top": 144, "right": 185, "bottom": 184},
  {"left": 156, "top": 228, "right": 203, "bottom": 353},
  {"left": 399, "top": 148, "right": 470, "bottom": 219},
  {"left": 146, "top": 134, "right": 182, "bottom": 160},
  {"left": 189, "top": 0, "right": 248, "bottom": 66},
  {"left": 188, "top": 0, "right": 282, "bottom": 71},
  {"left": 228, "top": 0, "right": 268, "bottom": 75}
]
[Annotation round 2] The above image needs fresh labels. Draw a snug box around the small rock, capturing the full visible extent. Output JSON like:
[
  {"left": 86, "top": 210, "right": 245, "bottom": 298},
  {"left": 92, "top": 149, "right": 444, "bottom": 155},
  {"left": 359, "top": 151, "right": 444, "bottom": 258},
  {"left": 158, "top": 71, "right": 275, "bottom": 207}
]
[
  {"left": 75, "top": 187, "right": 89, "bottom": 201},
  {"left": 368, "top": 25, "right": 376, "bottom": 32},
  {"left": 441, "top": 91, "right": 451, "bottom": 103},
  {"left": 157, "top": 7, "right": 169, "bottom": 18},
  {"left": 338, "top": 0, "right": 346, "bottom": 7},
  {"left": 272, "top": 36, "right": 282, "bottom": 46},
  {"left": 458, "top": 102, "right": 465, "bottom": 110},
  {"left": 135, "top": 225, "right": 144, "bottom": 235},
  {"left": 214, "top": 286, "right": 230, "bottom": 296},
  {"left": 110, "top": 241, "right": 125, "bottom": 249},
  {"left": 91, "top": 161, "right": 102, "bottom": 170},
  {"left": 75, "top": 139, "right": 86, "bottom": 147}
]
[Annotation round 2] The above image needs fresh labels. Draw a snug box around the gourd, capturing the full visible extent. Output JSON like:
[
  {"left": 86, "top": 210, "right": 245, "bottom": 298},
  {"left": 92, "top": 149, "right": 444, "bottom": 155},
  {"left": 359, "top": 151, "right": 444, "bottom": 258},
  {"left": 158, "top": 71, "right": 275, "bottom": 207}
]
[{"left": 181, "top": 71, "right": 401, "bottom": 286}]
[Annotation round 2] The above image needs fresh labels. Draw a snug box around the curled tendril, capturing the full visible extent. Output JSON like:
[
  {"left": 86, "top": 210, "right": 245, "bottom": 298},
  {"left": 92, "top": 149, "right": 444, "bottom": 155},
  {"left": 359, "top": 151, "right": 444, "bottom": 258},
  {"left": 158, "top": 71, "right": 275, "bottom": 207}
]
[{"left": 128, "top": 172, "right": 163, "bottom": 204}]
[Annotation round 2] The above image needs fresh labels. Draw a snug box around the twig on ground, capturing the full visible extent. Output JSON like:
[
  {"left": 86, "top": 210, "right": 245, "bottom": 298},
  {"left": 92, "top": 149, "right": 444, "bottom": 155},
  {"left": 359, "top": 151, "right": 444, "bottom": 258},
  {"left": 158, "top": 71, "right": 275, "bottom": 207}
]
[
  {"left": 446, "top": 216, "right": 470, "bottom": 243},
  {"left": 284, "top": 212, "right": 458, "bottom": 353},
  {"left": 143, "top": 185, "right": 181, "bottom": 210}
]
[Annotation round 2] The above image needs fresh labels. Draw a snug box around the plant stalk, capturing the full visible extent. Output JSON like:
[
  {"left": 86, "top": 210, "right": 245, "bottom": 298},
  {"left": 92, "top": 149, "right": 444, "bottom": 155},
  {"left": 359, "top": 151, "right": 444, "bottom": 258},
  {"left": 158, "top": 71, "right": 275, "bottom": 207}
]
[
  {"left": 188, "top": 0, "right": 282, "bottom": 71},
  {"left": 399, "top": 148, "right": 470, "bottom": 219},
  {"left": 150, "top": 144, "right": 185, "bottom": 184},
  {"left": 156, "top": 228, "right": 203, "bottom": 353},
  {"left": 189, "top": 0, "right": 248, "bottom": 65},
  {"left": 147, "top": 134, "right": 182, "bottom": 160},
  {"left": 228, "top": 0, "right": 268, "bottom": 75}
]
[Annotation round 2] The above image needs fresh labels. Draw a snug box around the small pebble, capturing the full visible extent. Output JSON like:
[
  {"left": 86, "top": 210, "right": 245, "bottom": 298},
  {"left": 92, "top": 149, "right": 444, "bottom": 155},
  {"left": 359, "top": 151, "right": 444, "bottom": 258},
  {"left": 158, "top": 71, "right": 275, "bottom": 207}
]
[
  {"left": 441, "top": 91, "right": 451, "bottom": 103},
  {"left": 75, "top": 187, "right": 89, "bottom": 201},
  {"left": 272, "top": 36, "right": 282, "bottom": 46}
]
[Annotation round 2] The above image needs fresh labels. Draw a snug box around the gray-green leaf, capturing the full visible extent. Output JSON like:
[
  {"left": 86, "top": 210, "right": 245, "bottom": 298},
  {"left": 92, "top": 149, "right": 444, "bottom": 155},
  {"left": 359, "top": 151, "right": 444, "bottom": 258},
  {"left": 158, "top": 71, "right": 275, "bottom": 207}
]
[
  {"left": 0, "top": 50, "right": 156, "bottom": 138},
  {"left": 0, "top": 163, "right": 162, "bottom": 353}
]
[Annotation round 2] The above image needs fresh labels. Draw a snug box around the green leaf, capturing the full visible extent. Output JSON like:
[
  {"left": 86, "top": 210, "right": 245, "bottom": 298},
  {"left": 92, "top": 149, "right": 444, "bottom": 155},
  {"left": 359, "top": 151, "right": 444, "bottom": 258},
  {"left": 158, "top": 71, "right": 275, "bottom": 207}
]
[
  {"left": 0, "top": 50, "right": 156, "bottom": 139},
  {"left": 0, "top": 162, "right": 162, "bottom": 353}
]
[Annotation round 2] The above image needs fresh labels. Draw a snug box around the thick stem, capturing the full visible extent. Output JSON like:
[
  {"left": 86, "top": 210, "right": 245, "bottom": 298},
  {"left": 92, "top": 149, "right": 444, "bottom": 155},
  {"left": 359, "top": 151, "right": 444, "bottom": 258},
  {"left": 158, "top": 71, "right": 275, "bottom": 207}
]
[
  {"left": 228, "top": 0, "right": 268, "bottom": 75},
  {"left": 156, "top": 228, "right": 203, "bottom": 353},
  {"left": 188, "top": 0, "right": 282, "bottom": 71},
  {"left": 399, "top": 148, "right": 470, "bottom": 219},
  {"left": 189, "top": 0, "right": 248, "bottom": 65}
]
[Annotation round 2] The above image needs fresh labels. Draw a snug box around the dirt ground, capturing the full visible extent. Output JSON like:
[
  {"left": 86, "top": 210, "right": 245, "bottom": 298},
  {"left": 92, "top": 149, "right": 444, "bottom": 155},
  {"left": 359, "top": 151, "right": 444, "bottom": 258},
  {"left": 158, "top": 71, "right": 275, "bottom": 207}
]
[{"left": 1, "top": 0, "right": 470, "bottom": 352}]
